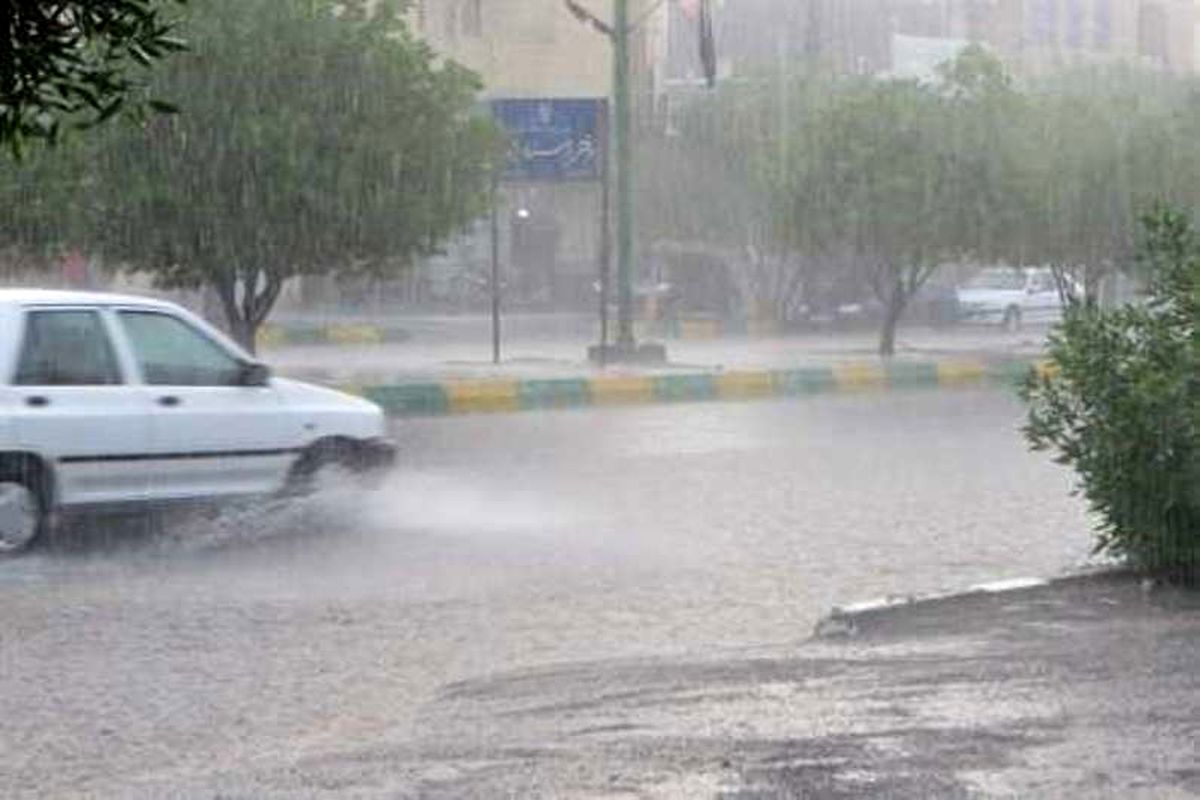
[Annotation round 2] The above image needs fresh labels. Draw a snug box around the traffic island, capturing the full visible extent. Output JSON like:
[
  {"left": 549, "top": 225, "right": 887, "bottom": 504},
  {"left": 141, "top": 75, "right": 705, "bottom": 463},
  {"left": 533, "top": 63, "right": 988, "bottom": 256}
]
[{"left": 348, "top": 357, "right": 1049, "bottom": 418}]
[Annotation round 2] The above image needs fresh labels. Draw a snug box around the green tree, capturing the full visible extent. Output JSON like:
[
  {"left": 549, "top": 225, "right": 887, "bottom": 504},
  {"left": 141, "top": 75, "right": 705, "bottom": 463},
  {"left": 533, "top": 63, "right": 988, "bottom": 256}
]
[
  {"left": 88, "top": 0, "right": 498, "bottom": 350},
  {"left": 662, "top": 46, "right": 1023, "bottom": 354},
  {"left": 0, "top": 133, "right": 96, "bottom": 284},
  {"left": 638, "top": 66, "right": 845, "bottom": 327},
  {"left": 1016, "top": 68, "right": 1200, "bottom": 306},
  {"left": 1, "top": 0, "right": 187, "bottom": 153},
  {"left": 1023, "top": 207, "right": 1200, "bottom": 582},
  {"left": 631, "top": 48, "right": 1200, "bottom": 349},
  {"left": 784, "top": 54, "right": 1018, "bottom": 356}
]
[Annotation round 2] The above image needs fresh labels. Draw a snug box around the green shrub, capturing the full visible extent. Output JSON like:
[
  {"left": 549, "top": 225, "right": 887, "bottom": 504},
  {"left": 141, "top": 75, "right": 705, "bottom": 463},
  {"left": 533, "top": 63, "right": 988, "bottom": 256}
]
[{"left": 1021, "top": 207, "right": 1200, "bottom": 582}]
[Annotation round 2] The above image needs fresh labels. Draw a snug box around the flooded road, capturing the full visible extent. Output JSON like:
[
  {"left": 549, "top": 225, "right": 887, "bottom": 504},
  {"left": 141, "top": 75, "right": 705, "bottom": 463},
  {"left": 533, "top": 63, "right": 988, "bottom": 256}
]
[{"left": 0, "top": 390, "right": 1093, "bottom": 796}]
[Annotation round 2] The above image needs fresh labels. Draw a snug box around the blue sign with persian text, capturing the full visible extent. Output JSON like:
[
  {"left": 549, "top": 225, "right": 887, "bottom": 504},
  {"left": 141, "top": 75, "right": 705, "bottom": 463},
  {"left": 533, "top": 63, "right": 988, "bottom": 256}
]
[{"left": 491, "top": 98, "right": 606, "bottom": 182}]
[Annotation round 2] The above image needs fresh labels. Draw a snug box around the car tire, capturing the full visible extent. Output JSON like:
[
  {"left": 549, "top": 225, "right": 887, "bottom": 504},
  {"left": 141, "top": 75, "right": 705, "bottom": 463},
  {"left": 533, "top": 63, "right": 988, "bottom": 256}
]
[
  {"left": 1002, "top": 306, "right": 1022, "bottom": 333},
  {"left": 285, "top": 438, "right": 363, "bottom": 497},
  {"left": 0, "top": 477, "right": 45, "bottom": 555}
]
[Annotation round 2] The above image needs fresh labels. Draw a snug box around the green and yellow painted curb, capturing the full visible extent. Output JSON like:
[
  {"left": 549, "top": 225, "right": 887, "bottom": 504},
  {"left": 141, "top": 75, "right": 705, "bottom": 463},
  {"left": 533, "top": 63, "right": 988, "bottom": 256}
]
[{"left": 347, "top": 359, "right": 1048, "bottom": 418}]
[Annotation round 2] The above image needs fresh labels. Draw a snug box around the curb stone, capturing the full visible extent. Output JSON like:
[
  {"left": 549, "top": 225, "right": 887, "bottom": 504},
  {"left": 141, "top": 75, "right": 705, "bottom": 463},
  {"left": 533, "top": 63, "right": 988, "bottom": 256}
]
[
  {"left": 322, "top": 358, "right": 1050, "bottom": 418},
  {"left": 812, "top": 566, "right": 1128, "bottom": 639}
]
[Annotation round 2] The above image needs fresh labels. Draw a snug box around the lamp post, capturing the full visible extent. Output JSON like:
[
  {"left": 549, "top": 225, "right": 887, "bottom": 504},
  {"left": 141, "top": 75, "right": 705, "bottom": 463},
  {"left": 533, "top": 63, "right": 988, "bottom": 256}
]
[
  {"left": 612, "top": 0, "right": 636, "bottom": 355},
  {"left": 572, "top": 0, "right": 713, "bottom": 363}
]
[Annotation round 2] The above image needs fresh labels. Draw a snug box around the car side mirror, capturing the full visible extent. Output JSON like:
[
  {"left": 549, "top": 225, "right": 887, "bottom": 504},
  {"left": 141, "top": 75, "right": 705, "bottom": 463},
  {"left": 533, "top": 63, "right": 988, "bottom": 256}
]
[{"left": 237, "top": 361, "right": 271, "bottom": 387}]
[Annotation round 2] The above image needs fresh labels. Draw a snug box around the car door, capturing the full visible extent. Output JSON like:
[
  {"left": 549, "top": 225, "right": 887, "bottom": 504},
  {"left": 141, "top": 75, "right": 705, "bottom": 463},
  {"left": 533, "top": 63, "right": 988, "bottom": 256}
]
[
  {"left": 9, "top": 307, "right": 153, "bottom": 507},
  {"left": 114, "top": 308, "right": 303, "bottom": 500}
]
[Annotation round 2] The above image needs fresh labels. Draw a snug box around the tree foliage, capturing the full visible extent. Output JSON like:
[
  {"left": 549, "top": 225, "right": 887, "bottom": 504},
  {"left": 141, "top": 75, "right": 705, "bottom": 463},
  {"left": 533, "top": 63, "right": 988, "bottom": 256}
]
[
  {"left": 644, "top": 47, "right": 1200, "bottom": 354},
  {"left": 790, "top": 69, "right": 1015, "bottom": 355},
  {"left": 646, "top": 46, "right": 1021, "bottom": 354},
  {"left": 86, "top": 0, "right": 498, "bottom": 349},
  {"left": 0, "top": 0, "right": 187, "bottom": 153},
  {"left": 1017, "top": 69, "right": 1200, "bottom": 303},
  {"left": 1022, "top": 207, "right": 1200, "bottom": 582}
]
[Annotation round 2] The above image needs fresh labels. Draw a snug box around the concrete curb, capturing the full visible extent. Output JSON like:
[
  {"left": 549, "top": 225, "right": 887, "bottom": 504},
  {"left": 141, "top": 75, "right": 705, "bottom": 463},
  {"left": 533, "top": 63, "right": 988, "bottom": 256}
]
[
  {"left": 812, "top": 565, "right": 1127, "bottom": 639},
  {"left": 336, "top": 358, "right": 1054, "bottom": 417}
]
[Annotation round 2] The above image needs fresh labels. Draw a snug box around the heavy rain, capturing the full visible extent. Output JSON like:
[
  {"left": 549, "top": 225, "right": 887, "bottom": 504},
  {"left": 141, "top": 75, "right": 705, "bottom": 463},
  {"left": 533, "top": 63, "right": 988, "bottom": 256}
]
[{"left": 2, "top": 1, "right": 1199, "bottom": 797}]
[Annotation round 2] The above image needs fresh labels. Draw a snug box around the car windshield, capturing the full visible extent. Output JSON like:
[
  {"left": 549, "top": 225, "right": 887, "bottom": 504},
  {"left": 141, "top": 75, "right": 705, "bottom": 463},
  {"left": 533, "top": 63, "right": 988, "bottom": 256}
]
[{"left": 4, "top": 1, "right": 1192, "bottom": 797}]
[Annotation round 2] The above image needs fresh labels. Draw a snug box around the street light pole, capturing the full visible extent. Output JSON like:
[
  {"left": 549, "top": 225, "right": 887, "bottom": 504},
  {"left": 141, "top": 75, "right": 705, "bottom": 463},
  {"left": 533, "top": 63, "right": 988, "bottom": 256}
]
[
  {"left": 571, "top": 0, "right": 676, "bottom": 363},
  {"left": 612, "top": 0, "right": 636, "bottom": 353},
  {"left": 490, "top": 170, "right": 501, "bottom": 364}
]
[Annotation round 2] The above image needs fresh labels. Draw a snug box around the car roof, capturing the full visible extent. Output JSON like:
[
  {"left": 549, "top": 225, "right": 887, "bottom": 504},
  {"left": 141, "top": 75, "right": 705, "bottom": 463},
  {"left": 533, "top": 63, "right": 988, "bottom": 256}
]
[{"left": 0, "top": 288, "right": 180, "bottom": 310}]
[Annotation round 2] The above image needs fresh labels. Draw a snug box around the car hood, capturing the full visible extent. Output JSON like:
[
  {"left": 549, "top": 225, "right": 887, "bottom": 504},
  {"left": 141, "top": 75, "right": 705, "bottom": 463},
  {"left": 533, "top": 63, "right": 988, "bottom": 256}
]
[{"left": 271, "top": 377, "right": 387, "bottom": 439}]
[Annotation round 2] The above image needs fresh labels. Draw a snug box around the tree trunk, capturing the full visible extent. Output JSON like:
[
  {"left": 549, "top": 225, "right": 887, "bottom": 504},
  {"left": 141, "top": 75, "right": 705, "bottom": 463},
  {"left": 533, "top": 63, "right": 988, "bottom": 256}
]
[
  {"left": 212, "top": 268, "right": 285, "bottom": 357},
  {"left": 878, "top": 301, "right": 903, "bottom": 357},
  {"left": 878, "top": 278, "right": 908, "bottom": 358},
  {"left": 227, "top": 316, "right": 259, "bottom": 355}
]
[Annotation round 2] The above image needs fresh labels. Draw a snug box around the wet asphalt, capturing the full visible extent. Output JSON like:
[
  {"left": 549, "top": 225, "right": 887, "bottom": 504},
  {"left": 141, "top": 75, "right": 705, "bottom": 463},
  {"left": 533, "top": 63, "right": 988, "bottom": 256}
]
[{"left": 0, "top": 390, "right": 1100, "bottom": 797}]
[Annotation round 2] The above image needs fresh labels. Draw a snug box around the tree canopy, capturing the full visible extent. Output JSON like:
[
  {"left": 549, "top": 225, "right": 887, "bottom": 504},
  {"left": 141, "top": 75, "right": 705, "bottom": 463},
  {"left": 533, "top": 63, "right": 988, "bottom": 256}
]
[
  {"left": 68, "top": 0, "right": 498, "bottom": 349},
  {"left": 0, "top": 0, "right": 187, "bottom": 153},
  {"left": 642, "top": 47, "right": 1200, "bottom": 354}
]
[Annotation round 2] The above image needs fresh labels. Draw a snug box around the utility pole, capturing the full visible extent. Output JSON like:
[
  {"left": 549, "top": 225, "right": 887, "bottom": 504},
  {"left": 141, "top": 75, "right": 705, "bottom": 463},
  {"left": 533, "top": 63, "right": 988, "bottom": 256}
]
[
  {"left": 597, "top": 102, "right": 611, "bottom": 366},
  {"left": 612, "top": 0, "right": 636, "bottom": 354},
  {"left": 571, "top": 0, "right": 713, "bottom": 363},
  {"left": 490, "top": 171, "right": 501, "bottom": 364}
]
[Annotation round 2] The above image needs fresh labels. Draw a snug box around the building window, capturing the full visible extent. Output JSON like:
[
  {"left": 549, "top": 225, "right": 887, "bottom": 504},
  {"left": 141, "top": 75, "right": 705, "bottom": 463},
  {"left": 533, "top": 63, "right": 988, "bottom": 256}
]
[
  {"left": 441, "top": 0, "right": 482, "bottom": 40},
  {"left": 964, "top": 0, "right": 989, "bottom": 40},
  {"left": 1066, "top": 0, "right": 1084, "bottom": 48},
  {"left": 461, "top": 0, "right": 482, "bottom": 37},
  {"left": 1093, "top": 0, "right": 1112, "bottom": 50},
  {"left": 1030, "top": 0, "right": 1057, "bottom": 47},
  {"left": 1138, "top": 2, "right": 1169, "bottom": 65}
]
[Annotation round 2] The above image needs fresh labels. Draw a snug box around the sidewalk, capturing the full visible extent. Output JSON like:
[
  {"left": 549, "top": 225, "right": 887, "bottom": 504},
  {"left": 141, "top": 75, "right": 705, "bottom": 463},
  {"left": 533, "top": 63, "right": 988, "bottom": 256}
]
[
  {"left": 384, "top": 569, "right": 1199, "bottom": 798},
  {"left": 771, "top": 571, "right": 1200, "bottom": 798},
  {"left": 262, "top": 326, "right": 1050, "bottom": 384}
]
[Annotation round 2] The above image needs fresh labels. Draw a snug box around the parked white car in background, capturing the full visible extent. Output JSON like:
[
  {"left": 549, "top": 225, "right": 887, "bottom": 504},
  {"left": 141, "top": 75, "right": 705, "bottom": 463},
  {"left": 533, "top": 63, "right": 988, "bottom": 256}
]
[
  {"left": 956, "top": 267, "right": 1069, "bottom": 331},
  {"left": 0, "top": 290, "right": 395, "bottom": 553}
]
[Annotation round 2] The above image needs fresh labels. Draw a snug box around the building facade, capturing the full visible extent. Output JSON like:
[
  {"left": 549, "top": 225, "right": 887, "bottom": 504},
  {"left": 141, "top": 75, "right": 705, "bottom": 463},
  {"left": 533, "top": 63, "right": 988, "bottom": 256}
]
[
  {"left": 412, "top": 0, "right": 614, "bottom": 97},
  {"left": 392, "top": 1, "right": 1200, "bottom": 314},
  {"left": 890, "top": 0, "right": 1197, "bottom": 75},
  {"left": 669, "top": 0, "right": 1199, "bottom": 84},
  {"left": 402, "top": 1, "right": 671, "bottom": 311}
]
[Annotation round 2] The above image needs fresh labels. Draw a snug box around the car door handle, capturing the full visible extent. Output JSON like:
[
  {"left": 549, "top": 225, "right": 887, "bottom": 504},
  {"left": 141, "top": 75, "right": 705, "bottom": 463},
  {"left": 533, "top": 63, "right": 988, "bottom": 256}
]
[
  {"left": 25, "top": 395, "right": 49, "bottom": 408},
  {"left": 157, "top": 395, "right": 181, "bottom": 407}
]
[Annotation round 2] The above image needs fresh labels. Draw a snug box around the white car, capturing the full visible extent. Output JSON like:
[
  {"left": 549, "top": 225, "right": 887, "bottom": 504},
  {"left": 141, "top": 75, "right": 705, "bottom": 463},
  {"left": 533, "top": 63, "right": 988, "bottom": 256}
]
[
  {"left": 0, "top": 289, "right": 395, "bottom": 553},
  {"left": 956, "top": 267, "right": 1069, "bottom": 331}
]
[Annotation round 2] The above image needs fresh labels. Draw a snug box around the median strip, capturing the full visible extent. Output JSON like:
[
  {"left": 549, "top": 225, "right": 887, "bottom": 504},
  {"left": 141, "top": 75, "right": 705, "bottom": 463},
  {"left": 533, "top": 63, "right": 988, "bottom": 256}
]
[{"left": 346, "top": 358, "right": 1046, "bottom": 417}]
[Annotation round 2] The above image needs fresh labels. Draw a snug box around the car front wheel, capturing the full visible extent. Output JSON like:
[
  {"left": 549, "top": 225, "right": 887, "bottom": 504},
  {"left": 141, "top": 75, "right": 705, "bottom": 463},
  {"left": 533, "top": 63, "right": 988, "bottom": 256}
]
[
  {"left": 0, "top": 480, "right": 43, "bottom": 554},
  {"left": 285, "top": 438, "right": 395, "bottom": 496}
]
